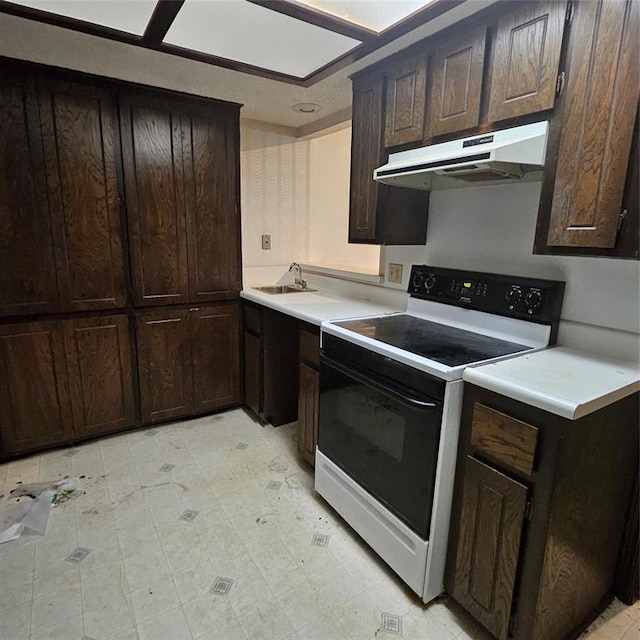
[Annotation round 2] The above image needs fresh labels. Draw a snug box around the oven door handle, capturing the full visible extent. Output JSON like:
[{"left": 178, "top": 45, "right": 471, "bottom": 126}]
[{"left": 321, "top": 354, "right": 440, "bottom": 411}]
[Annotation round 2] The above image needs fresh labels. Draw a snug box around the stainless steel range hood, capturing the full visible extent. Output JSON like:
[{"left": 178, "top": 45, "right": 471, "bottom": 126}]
[{"left": 374, "top": 121, "right": 549, "bottom": 191}]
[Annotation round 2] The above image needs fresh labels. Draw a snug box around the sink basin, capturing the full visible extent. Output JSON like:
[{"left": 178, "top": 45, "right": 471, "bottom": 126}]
[{"left": 252, "top": 284, "right": 317, "bottom": 295}]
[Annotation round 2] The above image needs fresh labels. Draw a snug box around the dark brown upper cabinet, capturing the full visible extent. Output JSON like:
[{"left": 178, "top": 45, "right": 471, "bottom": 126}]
[
  {"left": 487, "top": 1, "right": 567, "bottom": 124},
  {"left": 63, "top": 314, "right": 135, "bottom": 439},
  {"left": 349, "top": 72, "right": 429, "bottom": 246},
  {"left": 121, "top": 93, "right": 240, "bottom": 306},
  {"left": 542, "top": 0, "right": 639, "bottom": 250},
  {"left": 120, "top": 94, "right": 190, "bottom": 307},
  {"left": 39, "top": 80, "right": 127, "bottom": 312},
  {"left": 427, "top": 26, "right": 487, "bottom": 139},
  {"left": 183, "top": 106, "right": 241, "bottom": 302},
  {"left": 384, "top": 54, "right": 428, "bottom": 148},
  {"left": 0, "top": 75, "right": 59, "bottom": 318},
  {"left": 0, "top": 320, "right": 72, "bottom": 454}
]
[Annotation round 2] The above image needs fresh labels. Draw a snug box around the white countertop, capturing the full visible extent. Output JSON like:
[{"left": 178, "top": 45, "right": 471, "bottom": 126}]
[
  {"left": 240, "top": 287, "right": 403, "bottom": 325},
  {"left": 464, "top": 346, "right": 640, "bottom": 420}
]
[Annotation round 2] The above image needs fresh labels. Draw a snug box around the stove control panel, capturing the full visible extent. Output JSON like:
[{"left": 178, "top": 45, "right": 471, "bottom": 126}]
[{"left": 408, "top": 265, "right": 565, "bottom": 325}]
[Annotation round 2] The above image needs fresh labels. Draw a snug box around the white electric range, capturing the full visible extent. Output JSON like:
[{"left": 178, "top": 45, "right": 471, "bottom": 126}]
[{"left": 315, "top": 265, "right": 564, "bottom": 603}]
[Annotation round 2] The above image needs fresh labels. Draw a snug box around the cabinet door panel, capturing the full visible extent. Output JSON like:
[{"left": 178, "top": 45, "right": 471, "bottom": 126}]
[
  {"left": 385, "top": 55, "right": 428, "bottom": 148},
  {"left": 451, "top": 457, "right": 527, "bottom": 640},
  {"left": 428, "top": 27, "right": 487, "bottom": 138},
  {"left": 191, "top": 304, "right": 241, "bottom": 412},
  {"left": 488, "top": 1, "right": 566, "bottom": 122},
  {"left": 121, "top": 96, "right": 189, "bottom": 306},
  {"left": 0, "top": 321, "right": 71, "bottom": 453},
  {"left": 0, "top": 78, "right": 59, "bottom": 317},
  {"left": 297, "top": 362, "right": 319, "bottom": 467},
  {"left": 40, "top": 81, "right": 126, "bottom": 311},
  {"left": 136, "top": 309, "right": 192, "bottom": 423},
  {"left": 184, "top": 109, "right": 240, "bottom": 302},
  {"left": 64, "top": 315, "right": 135, "bottom": 437},
  {"left": 243, "top": 331, "right": 261, "bottom": 416},
  {"left": 547, "top": 0, "right": 639, "bottom": 248}
]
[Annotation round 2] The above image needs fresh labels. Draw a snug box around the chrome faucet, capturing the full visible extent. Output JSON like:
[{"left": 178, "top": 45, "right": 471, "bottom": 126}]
[{"left": 289, "top": 262, "right": 306, "bottom": 289}]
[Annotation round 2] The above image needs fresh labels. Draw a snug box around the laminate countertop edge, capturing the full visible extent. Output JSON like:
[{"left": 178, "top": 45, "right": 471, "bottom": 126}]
[{"left": 463, "top": 346, "right": 640, "bottom": 420}]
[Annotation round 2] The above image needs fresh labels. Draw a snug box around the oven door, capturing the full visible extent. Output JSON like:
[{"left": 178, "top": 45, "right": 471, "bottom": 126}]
[{"left": 318, "top": 352, "right": 444, "bottom": 539}]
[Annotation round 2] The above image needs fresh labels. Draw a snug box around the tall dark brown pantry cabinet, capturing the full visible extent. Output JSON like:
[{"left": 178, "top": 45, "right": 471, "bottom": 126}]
[{"left": 0, "top": 61, "right": 242, "bottom": 458}]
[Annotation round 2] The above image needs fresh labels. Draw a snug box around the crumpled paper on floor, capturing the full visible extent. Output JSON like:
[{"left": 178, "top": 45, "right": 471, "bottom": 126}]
[{"left": 0, "top": 478, "right": 81, "bottom": 544}]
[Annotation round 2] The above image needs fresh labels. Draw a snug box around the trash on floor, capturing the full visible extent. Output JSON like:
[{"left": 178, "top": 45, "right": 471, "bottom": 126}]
[{"left": 0, "top": 477, "right": 82, "bottom": 544}]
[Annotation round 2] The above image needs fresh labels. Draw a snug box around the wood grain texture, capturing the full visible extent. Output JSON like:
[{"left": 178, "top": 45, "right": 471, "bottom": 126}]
[
  {"left": 470, "top": 403, "right": 539, "bottom": 478},
  {"left": 39, "top": 80, "right": 127, "bottom": 311},
  {"left": 384, "top": 54, "right": 428, "bottom": 148},
  {"left": 191, "top": 304, "right": 241, "bottom": 412},
  {"left": 183, "top": 107, "right": 240, "bottom": 302},
  {"left": 135, "top": 308, "right": 193, "bottom": 423},
  {"left": 63, "top": 314, "right": 135, "bottom": 437},
  {"left": 297, "top": 361, "right": 319, "bottom": 467},
  {"left": 243, "top": 330, "right": 261, "bottom": 416},
  {"left": 120, "top": 94, "right": 189, "bottom": 306},
  {"left": 452, "top": 456, "right": 527, "bottom": 640},
  {"left": 428, "top": 25, "right": 487, "bottom": 138},
  {"left": 547, "top": 0, "right": 640, "bottom": 248},
  {"left": 0, "top": 321, "right": 72, "bottom": 453},
  {"left": 0, "top": 76, "right": 59, "bottom": 317},
  {"left": 488, "top": 0, "right": 566, "bottom": 123},
  {"left": 299, "top": 326, "right": 320, "bottom": 368}
]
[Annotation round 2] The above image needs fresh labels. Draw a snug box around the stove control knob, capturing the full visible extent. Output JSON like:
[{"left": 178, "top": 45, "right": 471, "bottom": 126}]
[
  {"left": 505, "top": 286, "right": 522, "bottom": 307},
  {"left": 411, "top": 272, "right": 424, "bottom": 291},
  {"left": 425, "top": 274, "right": 437, "bottom": 292},
  {"left": 525, "top": 290, "right": 543, "bottom": 311}
]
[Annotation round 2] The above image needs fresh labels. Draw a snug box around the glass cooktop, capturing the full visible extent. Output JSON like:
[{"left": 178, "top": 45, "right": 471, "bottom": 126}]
[{"left": 335, "top": 314, "right": 531, "bottom": 367}]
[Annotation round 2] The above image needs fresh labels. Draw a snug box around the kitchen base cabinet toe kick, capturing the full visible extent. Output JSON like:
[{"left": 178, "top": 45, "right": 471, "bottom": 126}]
[{"left": 445, "top": 385, "right": 639, "bottom": 640}]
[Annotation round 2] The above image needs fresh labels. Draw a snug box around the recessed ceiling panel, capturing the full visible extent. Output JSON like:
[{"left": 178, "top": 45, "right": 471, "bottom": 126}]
[
  {"left": 294, "top": 0, "right": 436, "bottom": 33},
  {"left": 6, "top": 0, "right": 158, "bottom": 35},
  {"left": 164, "top": 0, "right": 361, "bottom": 78}
]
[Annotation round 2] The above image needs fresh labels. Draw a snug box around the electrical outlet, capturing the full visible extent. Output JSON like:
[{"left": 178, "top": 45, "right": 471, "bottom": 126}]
[
  {"left": 261, "top": 234, "right": 271, "bottom": 250},
  {"left": 388, "top": 263, "right": 403, "bottom": 284}
]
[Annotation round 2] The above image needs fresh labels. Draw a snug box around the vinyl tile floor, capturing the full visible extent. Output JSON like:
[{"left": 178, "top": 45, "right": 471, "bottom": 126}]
[{"left": 0, "top": 409, "right": 637, "bottom": 640}]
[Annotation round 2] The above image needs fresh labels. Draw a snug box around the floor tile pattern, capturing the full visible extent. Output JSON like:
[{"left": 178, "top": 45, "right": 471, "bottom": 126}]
[{"left": 0, "top": 408, "right": 636, "bottom": 640}]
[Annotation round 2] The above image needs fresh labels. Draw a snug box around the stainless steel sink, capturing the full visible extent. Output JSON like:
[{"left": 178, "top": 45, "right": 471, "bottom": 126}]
[{"left": 252, "top": 284, "right": 317, "bottom": 294}]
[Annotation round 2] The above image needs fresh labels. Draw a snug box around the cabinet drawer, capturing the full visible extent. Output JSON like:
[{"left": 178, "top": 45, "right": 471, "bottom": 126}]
[
  {"left": 299, "top": 327, "right": 320, "bottom": 368},
  {"left": 470, "top": 403, "right": 538, "bottom": 478},
  {"left": 243, "top": 304, "right": 261, "bottom": 335}
]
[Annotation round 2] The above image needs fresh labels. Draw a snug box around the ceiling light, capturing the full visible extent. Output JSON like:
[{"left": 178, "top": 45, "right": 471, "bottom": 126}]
[{"left": 292, "top": 103, "right": 323, "bottom": 114}]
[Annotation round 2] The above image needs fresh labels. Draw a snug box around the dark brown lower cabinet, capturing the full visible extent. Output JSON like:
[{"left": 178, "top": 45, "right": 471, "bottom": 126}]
[
  {"left": 446, "top": 385, "right": 640, "bottom": 640},
  {"left": 297, "top": 325, "right": 320, "bottom": 466},
  {"left": 0, "top": 314, "right": 135, "bottom": 454},
  {"left": 136, "top": 303, "right": 240, "bottom": 424}
]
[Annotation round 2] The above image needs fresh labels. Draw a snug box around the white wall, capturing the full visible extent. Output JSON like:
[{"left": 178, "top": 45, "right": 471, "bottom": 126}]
[
  {"left": 384, "top": 182, "right": 640, "bottom": 360},
  {"left": 307, "top": 126, "right": 380, "bottom": 273}
]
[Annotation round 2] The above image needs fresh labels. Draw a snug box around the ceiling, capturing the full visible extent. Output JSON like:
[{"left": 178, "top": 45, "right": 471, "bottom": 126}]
[{"left": 0, "top": 0, "right": 499, "bottom": 131}]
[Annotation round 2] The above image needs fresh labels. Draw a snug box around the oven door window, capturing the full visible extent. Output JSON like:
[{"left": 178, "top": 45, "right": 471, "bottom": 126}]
[{"left": 319, "top": 356, "right": 443, "bottom": 539}]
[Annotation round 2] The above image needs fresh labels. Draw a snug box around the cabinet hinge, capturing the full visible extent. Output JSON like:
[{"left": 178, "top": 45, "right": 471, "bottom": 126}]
[
  {"left": 556, "top": 72, "right": 566, "bottom": 96},
  {"left": 509, "top": 614, "right": 518, "bottom": 636},
  {"left": 617, "top": 209, "right": 627, "bottom": 234},
  {"left": 525, "top": 500, "right": 534, "bottom": 522},
  {"left": 565, "top": 1, "right": 574, "bottom": 25}
]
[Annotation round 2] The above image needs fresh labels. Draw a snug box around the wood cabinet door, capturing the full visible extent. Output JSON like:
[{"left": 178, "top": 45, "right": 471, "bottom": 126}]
[
  {"left": 451, "top": 456, "right": 528, "bottom": 640},
  {"left": 39, "top": 80, "right": 127, "bottom": 312},
  {"left": 0, "top": 321, "right": 72, "bottom": 453},
  {"left": 297, "top": 362, "right": 319, "bottom": 467},
  {"left": 63, "top": 314, "right": 135, "bottom": 438},
  {"left": 488, "top": 1, "right": 566, "bottom": 123},
  {"left": 120, "top": 94, "right": 189, "bottom": 307},
  {"left": 135, "top": 309, "right": 193, "bottom": 423},
  {"left": 384, "top": 54, "right": 428, "bottom": 148},
  {"left": 428, "top": 26, "right": 487, "bottom": 138},
  {"left": 546, "top": 0, "right": 639, "bottom": 248},
  {"left": 183, "top": 107, "right": 241, "bottom": 303},
  {"left": 190, "top": 304, "right": 241, "bottom": 413},
  {"left": 243, "top": 331, "right": 261, "bottom": 416},
  {"left": 0, "top": 75, "right": 59, "bottom": 318},
  {"left": 349, "top": 74, "right": 384, "bottom": 243}
]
